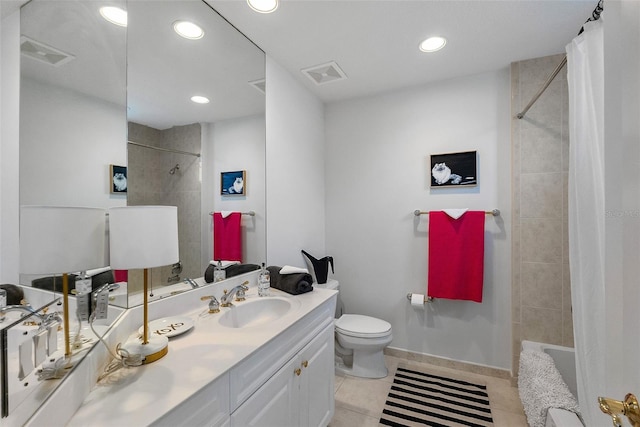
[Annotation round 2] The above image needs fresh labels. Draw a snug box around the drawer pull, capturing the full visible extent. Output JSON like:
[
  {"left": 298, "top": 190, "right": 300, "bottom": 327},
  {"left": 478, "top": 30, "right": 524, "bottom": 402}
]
[
  {"left": 302, "top": 360, "right": 309, "bottom": 368},
  {"left": 294, "top": 368, "right": 302, "bottom": 376}
]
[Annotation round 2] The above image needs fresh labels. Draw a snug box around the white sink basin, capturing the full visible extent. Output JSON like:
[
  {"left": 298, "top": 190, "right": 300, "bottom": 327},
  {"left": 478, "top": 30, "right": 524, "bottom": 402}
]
[{"left": 218, "top": 297, "right": 299, "bottom": 328}]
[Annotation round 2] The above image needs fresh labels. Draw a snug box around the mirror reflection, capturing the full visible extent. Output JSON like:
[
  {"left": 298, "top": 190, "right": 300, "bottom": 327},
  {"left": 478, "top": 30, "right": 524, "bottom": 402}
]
[
  {"left": 13, "top": 0, "right": 265, "bottom": 421},
  {"left": 19, "top": 0, "right": 266, "bottom": 309}
]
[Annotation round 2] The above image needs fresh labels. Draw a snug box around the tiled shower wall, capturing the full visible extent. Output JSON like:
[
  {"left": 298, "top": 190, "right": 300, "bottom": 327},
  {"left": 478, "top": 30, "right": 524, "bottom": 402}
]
[
  {"left": 511, "top": 54, "right": 573, "bottom": 378},
  {"left": 126, "top": 122, "right": 202, "bottom": 293}
]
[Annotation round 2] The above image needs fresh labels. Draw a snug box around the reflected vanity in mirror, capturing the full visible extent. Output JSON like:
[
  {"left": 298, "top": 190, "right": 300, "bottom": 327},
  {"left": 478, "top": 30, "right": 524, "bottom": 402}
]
[
  {"left": 13, "top": 0, "right": 265, "bottom": 422},
  {"left": 19, "top": 0, "right": 266, "bottom": 308}
]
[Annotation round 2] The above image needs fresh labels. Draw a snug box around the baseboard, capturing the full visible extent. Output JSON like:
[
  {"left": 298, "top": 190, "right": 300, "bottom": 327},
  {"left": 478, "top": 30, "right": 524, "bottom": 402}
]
[{"left": 384, "top": 347, "right": 512, "bottom": 380}]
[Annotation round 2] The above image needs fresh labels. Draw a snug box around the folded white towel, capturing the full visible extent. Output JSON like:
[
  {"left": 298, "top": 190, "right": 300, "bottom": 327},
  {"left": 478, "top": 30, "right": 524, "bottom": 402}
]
[
  {"left": 279, "top": 265, "right": 309, "bottom": 275},
  {"left": 443, "top": 208, "right": 468, "bottom": 220},
  {"left": 220, "top": 210, "right": 235, "bottom": 218},
  {"left": 83, "top": 266, "right": 112, "bottom": 277},
  {"left": 209, "top": 260, "right": 240, "bottom": 269},
  {"left": 518, "top": 350, "right": 580, "bottom": 427}
]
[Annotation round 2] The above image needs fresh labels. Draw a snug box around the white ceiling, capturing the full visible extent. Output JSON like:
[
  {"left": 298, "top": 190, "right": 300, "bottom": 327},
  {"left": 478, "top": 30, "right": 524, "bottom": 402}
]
[
  {"left": 18, "top": 0, "right": 265, "bottom": 129},
  {"left": 209, "top": 0, "right": 598, "bottom": 103},
  {"left": 7, "top": 0, "right": 599, "bottom": 125}
]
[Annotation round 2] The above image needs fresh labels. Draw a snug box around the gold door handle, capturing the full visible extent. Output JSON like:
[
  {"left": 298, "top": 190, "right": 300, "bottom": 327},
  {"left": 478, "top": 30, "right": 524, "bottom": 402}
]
[
  {"left": 302, "top": 360, "right": 309, "bottom": 368},
  {"left": 294, "top": 368, "right": 302, "bottom": 376},
  {"left": 599, "top": 393, "right": 640, "bottom": 427}
]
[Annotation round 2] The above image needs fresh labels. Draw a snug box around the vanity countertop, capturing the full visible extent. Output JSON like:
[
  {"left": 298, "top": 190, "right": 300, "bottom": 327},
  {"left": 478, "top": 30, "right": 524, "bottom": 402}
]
[{"left": 64, "top": 286, "right": 337, "bottom": 426}]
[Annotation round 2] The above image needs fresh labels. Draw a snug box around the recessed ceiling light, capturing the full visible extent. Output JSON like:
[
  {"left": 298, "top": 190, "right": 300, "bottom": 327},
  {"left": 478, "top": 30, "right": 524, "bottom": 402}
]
[
  {"left": 247, "top": 0, "right": 278, "bottom": 14},
  {"left": 100, "top": 6, "right": 127, "bottom": 27},
  {"left": 173, "top": 21, "right": 204, "bottom": 40},
  {"left": 191, "top": 95, "right": 210, "bottom": 104},
  {"left": 419, "top": 36, "right": 447, "bottom": 53}
]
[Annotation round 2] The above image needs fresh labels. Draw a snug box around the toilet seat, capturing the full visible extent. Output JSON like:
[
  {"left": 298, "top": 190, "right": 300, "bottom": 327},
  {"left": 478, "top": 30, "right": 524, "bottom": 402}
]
[{"left": 335, "top": 314, "right": 391, "bottom": 339}]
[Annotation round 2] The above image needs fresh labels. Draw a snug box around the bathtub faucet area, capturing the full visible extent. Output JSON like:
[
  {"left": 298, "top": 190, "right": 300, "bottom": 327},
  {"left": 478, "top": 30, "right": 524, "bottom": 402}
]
[{"left": 598, "top": 393, "right": 640, "bottom": 427}]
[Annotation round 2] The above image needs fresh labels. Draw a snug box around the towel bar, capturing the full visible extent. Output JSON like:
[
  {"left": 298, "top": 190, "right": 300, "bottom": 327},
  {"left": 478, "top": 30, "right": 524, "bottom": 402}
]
[
  {"left": 413, "top": 209, "right": 500, "bottom": 217},
  {"left": 406, "top": 293, "right": 434, "bottom": 303},
  {"left": 209, "top": 211, "right": 255, "bottom": 216}
]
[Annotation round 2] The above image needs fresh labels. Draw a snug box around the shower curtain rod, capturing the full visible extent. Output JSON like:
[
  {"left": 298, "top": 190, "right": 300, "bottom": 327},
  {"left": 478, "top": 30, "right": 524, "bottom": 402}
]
[
  {"left": 516, "top": 0, "right": 604, "bottom": 120},
  {"left": 128, "top": 140, "right": 201, "bottom": 158}
]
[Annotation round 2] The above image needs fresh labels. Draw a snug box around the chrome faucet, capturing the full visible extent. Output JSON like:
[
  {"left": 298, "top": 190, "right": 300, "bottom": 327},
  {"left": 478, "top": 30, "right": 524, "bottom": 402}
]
[
  {"left": 220, "top": 282, "right": 249, "bottom": 307},
  {"left": 200, "top": 295, "right": 220, "bottom": 313},
  {"left": 0, "top": 304, "right": 62, "bottom": 329},
  {"left": 93, "top": 282, "right": 120, "bottom": 297},
  {"left": 184, "top": 278, "right": 199, "bottom": 289}
]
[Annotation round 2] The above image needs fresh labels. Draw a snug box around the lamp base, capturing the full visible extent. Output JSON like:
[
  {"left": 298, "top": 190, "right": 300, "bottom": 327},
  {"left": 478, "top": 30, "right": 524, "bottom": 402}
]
[{"left": 121, "top": 335, "right": 169, "bottom": 365}]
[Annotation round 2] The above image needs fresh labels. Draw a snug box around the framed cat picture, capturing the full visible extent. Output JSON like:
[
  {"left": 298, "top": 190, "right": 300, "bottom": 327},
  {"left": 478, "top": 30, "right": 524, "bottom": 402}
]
[
  {"left": 110, "top": 164, "right": 127, "bottom": 194},
  {"left": 221, "top": 170, "right": 246, "bottom": 195},
  {"left": 430, "top": 151, "right": 477, "bottom": 188}
]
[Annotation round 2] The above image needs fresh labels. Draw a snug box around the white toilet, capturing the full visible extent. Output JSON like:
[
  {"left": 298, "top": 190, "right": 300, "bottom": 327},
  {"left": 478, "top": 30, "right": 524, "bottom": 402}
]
[{"left": 316, "top": 279, "right": 393, "bottom": 379}]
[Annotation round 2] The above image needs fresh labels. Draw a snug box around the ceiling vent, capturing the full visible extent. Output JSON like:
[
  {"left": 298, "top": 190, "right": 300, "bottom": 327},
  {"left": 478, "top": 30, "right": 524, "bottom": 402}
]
[
  {"left": 20, "top": 36, "right": 75, "bottom": 67},
  {"left": 249, "top": 78, "right": 266, "bottom": 94},
  {"left": 301, "top": 61, "right": 347, "bottom": 86}
]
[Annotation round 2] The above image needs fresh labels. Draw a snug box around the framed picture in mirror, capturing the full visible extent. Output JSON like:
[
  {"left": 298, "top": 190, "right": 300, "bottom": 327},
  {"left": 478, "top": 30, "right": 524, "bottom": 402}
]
[
  {"left": 110, "top": 165, "right": 128, "bottom": 194},
  {"left": 221, "top": 170, "right": 246, "bottom": 195}
]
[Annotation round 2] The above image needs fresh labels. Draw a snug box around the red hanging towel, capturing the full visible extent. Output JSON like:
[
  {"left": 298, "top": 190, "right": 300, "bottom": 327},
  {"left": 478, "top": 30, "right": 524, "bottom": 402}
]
[
  {"left": 213, "top": 212, "right": 242, "bottom": 262},
  {"left": 427, "top": 211, "right": 485, "bottom": 302},
  {"left": 113, "top": 270, "right": 128, "bottom": 283}
]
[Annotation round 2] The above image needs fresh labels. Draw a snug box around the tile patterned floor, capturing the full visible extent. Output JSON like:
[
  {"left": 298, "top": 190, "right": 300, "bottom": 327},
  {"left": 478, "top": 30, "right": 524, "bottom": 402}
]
[{"left": 329, "top": 354, "right": 528, "bottom": 427}]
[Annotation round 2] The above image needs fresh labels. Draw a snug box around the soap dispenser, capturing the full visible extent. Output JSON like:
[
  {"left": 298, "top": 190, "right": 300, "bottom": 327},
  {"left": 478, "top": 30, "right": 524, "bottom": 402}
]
[
  {"left": 214, "top": 260, "right": 226, "bottom": 282},
  {"left": 75, "top": 271, "right": 92, "bottom": 321},
  {"left": 258, "top": 263, "right": 270, "bottom": 297}
]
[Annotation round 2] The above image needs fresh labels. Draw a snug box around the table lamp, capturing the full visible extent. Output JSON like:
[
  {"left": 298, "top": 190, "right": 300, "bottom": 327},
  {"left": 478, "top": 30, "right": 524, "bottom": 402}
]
[
  {"left": 20, "top": 206, "right": 107, "bottom": 357},
  {"left": 108, "top": 206, "right": 178, "bottom": 364}
]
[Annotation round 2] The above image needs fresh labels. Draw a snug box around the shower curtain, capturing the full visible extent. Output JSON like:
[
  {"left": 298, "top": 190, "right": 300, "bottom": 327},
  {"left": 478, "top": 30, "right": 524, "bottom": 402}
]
[{"left": 566, "top": 17, "right": 604, "bottom": 426}]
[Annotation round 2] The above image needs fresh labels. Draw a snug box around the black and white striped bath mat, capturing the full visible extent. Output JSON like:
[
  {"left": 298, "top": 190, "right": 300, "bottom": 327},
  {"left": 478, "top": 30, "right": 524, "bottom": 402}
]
[{"left": 379, "top": 365, "right": 494, "bottom": 427}]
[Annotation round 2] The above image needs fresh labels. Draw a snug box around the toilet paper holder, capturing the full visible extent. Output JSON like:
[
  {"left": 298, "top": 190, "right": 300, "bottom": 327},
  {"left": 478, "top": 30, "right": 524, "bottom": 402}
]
[{"left": 407, "top": 293, "right": 433, "bottom": 303}]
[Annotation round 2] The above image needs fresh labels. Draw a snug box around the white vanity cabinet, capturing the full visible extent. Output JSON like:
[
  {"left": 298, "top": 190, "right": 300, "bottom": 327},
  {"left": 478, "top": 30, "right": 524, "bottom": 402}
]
[
  {"left": 230, "top": 323, "right": 334, "bottom": 427},
  {"left": 49, "top": 289, "right": 337, "bottom": 427}
]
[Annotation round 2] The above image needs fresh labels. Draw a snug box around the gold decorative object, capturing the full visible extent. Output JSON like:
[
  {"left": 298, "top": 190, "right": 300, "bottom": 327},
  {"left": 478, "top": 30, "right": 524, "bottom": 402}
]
[{"left": 599, "top": 393, "right": 640, "bottom": 427}]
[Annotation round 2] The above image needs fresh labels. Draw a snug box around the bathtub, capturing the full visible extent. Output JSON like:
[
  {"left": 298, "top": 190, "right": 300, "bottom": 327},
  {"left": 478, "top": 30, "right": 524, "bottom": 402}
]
[{"left": 521, "top": 340, "right": 583, "bottom": 427}]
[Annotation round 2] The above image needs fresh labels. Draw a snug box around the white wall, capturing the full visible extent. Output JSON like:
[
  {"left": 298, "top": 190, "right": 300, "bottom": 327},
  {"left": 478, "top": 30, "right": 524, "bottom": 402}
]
[
  {"left": 325, "top": 70, "right": 512, "bottom": 369},
  {"left": 201, "top": 115, "right": 266, "bottom": 269},
  {"left": 20, "top": 78, "right": 127, "bottom": 208},
  {"left": 0, "top": 11, "right": 20, "bottom": 283},
  {"left": 265, "top": 56, "right": 326, "bottom": 267}
]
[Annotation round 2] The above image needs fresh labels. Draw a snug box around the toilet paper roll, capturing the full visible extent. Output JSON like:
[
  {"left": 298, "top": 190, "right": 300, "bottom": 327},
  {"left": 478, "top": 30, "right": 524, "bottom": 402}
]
[{"left": 411, "top": 293, "right": 425, "bottom": 309}]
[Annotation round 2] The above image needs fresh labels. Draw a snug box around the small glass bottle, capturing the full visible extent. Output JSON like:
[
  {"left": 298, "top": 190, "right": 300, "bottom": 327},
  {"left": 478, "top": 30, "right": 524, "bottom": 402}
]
[
  {"left": 0, "top": 288, "right": 6, "bottom": 322},
  {"left": 258, "top": 263, "right": 270, "bottom": 297},
  {"left": 214, "top": 260, "right": 226, "bottom": 282},
  {"left": 75, "top": 271, "right": 92, "bottom": 321}
]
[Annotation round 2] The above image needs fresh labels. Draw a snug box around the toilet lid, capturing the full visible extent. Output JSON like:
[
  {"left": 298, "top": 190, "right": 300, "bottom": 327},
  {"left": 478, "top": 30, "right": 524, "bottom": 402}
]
[{"left": 335, "top": 314, "right": 392, "bottom": 338}]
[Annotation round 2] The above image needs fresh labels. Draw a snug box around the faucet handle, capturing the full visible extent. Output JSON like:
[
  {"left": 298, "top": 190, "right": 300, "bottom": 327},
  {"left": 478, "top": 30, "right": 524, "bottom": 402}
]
[
  {"left": 200, "top": 295, "right": 220, "bottom": 313},
  {"left": 235, "top": 288, "right": 246, "bottom": 302}
]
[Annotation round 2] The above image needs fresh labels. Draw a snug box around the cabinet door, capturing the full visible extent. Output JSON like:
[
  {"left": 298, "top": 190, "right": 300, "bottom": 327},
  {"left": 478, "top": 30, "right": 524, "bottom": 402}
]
[
  {"left": 151, "top": 373, "right": 230, "bottom": 427},
  {"left": 299, "top": 324, "right": 335, "bottom": 427},
  {"left": 231, "top": 355, "right": 300, "bottom": 427}
]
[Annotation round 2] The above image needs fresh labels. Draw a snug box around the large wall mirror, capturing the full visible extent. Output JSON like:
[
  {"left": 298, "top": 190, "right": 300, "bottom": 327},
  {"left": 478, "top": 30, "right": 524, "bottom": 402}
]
[
  {"left": 19, "top": 0, "right": 266, "bottom": 308},
  {"left": 13, "top": 0, "right": 265, "bottom": 420}
]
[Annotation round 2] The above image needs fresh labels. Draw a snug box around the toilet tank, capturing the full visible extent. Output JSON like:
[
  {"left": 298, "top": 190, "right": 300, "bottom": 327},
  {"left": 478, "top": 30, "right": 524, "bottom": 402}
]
[{"left": 314, "top": 279, "right": 342, "bottom": 317}]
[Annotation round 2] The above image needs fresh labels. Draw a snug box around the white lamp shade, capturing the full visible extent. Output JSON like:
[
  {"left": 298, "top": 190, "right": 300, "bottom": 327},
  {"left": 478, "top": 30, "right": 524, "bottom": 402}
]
[
  {"left": 20, "top": 206, "right": 107, "bottom": 274},
  {"left": 108, "top": 206, "right": 179, "bottom": 270}
]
